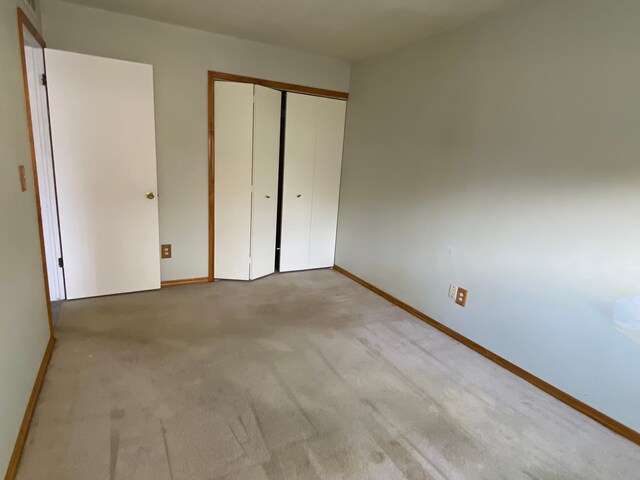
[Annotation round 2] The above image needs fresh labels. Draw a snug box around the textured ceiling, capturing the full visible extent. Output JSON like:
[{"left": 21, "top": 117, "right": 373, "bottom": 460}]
[{"left": 56, "top": 0, "right": 530, "bottom": 60}]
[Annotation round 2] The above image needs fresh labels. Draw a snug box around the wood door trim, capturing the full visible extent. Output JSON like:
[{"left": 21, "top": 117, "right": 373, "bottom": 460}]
[
  {"left": 4, "top": 336, "right": 55, "bottom": 480},
  {"left": 332, "top": 265, "right": 640, "bottom": 447},
  {"left": 161, "top": 276, "right": 209, "bottom": 287},
  {"left": 209, "top": 71, "right": 349, "bottom": 100},
  {"left": 17, "top": 8, "right": 45, "bottom": 47},
  {"left": 207, "top": 71, "right": 348, "bottom": 281},
  {"left": 17, "top": 7, "right": 55, "bottom": 338}
]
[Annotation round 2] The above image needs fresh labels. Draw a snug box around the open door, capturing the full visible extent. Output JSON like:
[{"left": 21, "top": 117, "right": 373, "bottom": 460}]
[
  {"left": 23, "top": 29, "right": 65, "bottom": 302},
  {"left": 45, "top": 49, "right": 161, "bottom": 299}
]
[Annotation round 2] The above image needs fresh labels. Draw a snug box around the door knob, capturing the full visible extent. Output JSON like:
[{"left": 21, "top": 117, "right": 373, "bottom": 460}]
[{"left": 146, "top": 192, "right": 156, "bottom": 200}]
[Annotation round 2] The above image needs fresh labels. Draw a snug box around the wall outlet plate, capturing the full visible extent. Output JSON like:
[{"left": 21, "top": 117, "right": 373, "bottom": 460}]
[
  {"left": 455, "top": 287, "right": 468, "bottom": 307},
  {"left": 448, "top": 284, "right": 458, "bottom": 300},
  {"left": 161, "top": 244, "right": 172, "bottom": 259}
]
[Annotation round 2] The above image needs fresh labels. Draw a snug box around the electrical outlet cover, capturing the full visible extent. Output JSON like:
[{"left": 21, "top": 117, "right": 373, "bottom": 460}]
[
  {"left": 455, "top": 287, "right": 468, "bottom": 307},
  {"left": 448, "top": 284, "right": 457, "bottom": 300},
  {"left": 161, "top": 244, "right": 172, "bottom": 259}
]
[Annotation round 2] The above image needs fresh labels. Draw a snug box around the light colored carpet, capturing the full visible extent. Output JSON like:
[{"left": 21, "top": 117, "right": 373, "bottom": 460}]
[{"left": 17, "top": 269, "right": 640, "bottom": 479}]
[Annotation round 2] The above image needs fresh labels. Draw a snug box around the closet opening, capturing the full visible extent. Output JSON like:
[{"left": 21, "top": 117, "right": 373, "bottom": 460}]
[
  {"left": 274, "top": 92, "right": 287, "bottom": 272},
  {"left": 208, "top": 71, "right": 348, "bottom": 281}
]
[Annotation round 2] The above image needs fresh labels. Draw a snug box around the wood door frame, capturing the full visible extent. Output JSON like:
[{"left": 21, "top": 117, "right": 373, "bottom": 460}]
[
  {"left": 17, "top": 7, "right": 55, "bottom": 337},
  {"left": 7, "top": 8, "right": 58, "bottom": 480},
  {"left": 207, "top": 71, "right": 348, "bottom": 281}
]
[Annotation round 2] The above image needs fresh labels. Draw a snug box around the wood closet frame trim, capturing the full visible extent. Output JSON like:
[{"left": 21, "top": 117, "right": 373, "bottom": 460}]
[
  {"left": 8, "top": 9, "right": 57, "bottom": 480},
  {"left": 207, "top": 70, "right": 348, "bottom": 281}
]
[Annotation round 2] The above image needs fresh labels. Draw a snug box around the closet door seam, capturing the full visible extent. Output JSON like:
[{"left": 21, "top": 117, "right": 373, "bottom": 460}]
[
  {"left": 306, "top": 98, "right": 320, "bottom": 267},
  {"left": 249, "top": 84, "right": 256, "bottom": 276}
]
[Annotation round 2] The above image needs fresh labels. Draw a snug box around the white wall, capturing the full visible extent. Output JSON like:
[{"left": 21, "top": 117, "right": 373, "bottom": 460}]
[
  {"left": 336, "top": 0, "right": 640, "bottom": 431},
  {"left": 0, "top": 0, "right": 52, "bottom": 474},
  {"left": 41, "top": 0, "right": 351, "bottom": 281}
]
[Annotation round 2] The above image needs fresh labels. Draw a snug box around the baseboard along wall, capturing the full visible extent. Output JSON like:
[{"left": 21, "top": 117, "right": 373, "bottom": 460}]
[{"left": 332, "top": 265, "right": 640, "bottom": 446}]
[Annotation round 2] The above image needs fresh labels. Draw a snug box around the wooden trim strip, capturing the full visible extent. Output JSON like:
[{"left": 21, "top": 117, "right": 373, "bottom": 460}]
[
  {"left": 332, "top": 264, "right": 640, "bottom": 446},
  {"left": 17, "top": 7, "right": 54, "bottom": 338},
  {"left": 161, "top": 277, "right": 210, "bottom": 288},
  {"left": 209, "top": 71, "right": 348, "bottom": 100},
  {"left": 207, "top": 73, "right": 215, "bottom": 281},
  {"left": 4, "top": 336, "right": 56, "bottom": 480},
  {"left": 17, "top": 8, "right": 45, "bottom": 48}
]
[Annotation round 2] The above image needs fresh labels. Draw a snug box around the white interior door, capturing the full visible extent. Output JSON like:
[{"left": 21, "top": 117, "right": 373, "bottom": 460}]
[
  {"left": 24, "top": 33, "right": 65, "bottom": 301},
  {"left": 250, "top": 85, "right": 281, "bottom": 280},
  {"left": 308, "top": 97, "right": 346, "bottom": 268},
  {"left": 45, "top": 49, "right": 161, "bottom": 299},
  {"left": 280, "top": 93, "right": 317, "bottom": 272},
  {"left": 214, "top": 81, "right": 254, "bottom": 280}
]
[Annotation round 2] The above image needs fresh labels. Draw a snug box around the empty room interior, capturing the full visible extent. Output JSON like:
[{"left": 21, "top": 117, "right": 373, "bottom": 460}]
[{"left": 3, "top": 0, "right": 640, "bottom": 478}]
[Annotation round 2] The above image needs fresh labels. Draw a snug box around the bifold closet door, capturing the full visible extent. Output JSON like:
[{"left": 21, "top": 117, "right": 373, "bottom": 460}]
[
  {"left": 214, "top": 81, "right": 281, "bottom": 280},
  {"left": 214, "top": 81, "right": 253, "bottom": 280},
  {"left": 280, "top": 93, "right": 317, "bottom": 272},
  {"left": 250, "top": 85, "right": 282, "bottom": 280},
  {"left": 308, "top": 98, "right": 346, "bottom": 268},
  {"left": 280, "top": 93, "right": 347, "bottom": 272},
  {"left": 45, "top": 49, "right": 161, "bottom": 299}
]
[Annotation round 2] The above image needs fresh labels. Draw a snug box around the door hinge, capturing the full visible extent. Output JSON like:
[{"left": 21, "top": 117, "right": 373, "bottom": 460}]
[
  {"left": 58, "top": 257, "right": 63, "bottom": 268},
  {"left": 41, "top": 73, "right": 47, "bottom": 86}
]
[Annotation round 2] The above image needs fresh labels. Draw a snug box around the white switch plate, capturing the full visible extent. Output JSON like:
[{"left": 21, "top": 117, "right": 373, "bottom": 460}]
[{"left": 448, "top": 284, "right": 458, "bottom": 300}]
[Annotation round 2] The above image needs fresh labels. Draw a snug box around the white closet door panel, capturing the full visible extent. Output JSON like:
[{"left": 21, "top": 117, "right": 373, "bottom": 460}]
[
  {"left": 309, "top": 98, "right": 346, "bottom": 268},
  {"left": 280, "top": 93, "right": 317, "bottom": 272},
  {"left": 45, "top": 49, "right": 160, "bottom": 299},
  {"left": 214, "top": 81, "right": 254, "bottom": 280},
  {"left": 250, "top": 85, "right": 281, "bottom": 280}
]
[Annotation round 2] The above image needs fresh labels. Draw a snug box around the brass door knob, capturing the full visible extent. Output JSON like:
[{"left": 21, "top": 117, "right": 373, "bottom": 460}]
[{"left": 146, "top": 192, "right": 156, "bottom": 200}]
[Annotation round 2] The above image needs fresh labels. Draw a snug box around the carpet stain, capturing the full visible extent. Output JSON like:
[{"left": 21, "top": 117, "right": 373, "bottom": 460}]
[
  {"left": 109, "top": 427, "right": 120, "bottom": 480},
  {"left": 160, "top": 419, "right": 175, "bottom": 480}
]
